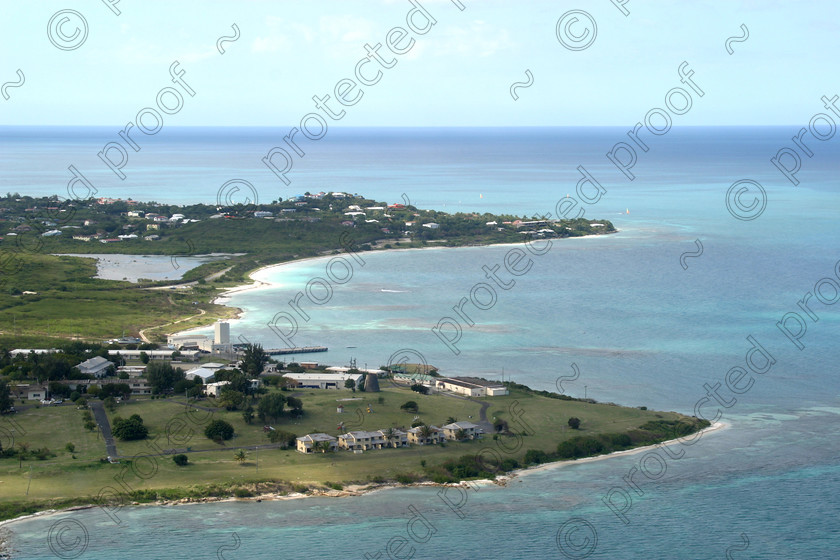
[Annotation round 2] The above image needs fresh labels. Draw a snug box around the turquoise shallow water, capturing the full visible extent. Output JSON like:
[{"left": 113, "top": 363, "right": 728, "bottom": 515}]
[{"left": 4, "top": 127, "right": 840, "bottom": 559}]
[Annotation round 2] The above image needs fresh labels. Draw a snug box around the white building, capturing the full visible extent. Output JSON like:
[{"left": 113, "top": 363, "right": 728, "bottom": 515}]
[
  {"left": 77, "top": 356, "right": 113, "bottom": 378},
  {"left": 296, "top": 433, "right": 338, "bottom": 453},
  {"left": 108, "top": 349, "right": 200, "bottom": 361},
  {"left": 215, "top": 322, "right": 230, "bottom": 344},
  {"left": 204, "top": 381, "right": 230, "bottom": 398},
  {"left": 283, "top": 372, "right": 363, "bottom": 390},
  {"left": 435, "top": 377, "right": 508, "bottom": 397},
  {"left": 10, "top": 349, "right": 59, "bottom": 357},
  {"left": 184, "top": 363, "right": 229, "bottom": 382},
  {"left": 441, "top": 422, "right": 483, "bottom": 440}
]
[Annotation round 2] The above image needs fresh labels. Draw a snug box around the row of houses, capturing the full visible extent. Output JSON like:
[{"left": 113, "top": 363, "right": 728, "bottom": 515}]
[
  {"left": 18, "top": 377, "right": 153, "bottom": 400},
  {"left": 296, "top": 422, "right": 483, "bottom": 453}
]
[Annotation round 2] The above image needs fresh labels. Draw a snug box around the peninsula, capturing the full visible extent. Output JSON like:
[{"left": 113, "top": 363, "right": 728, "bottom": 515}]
[{"left": 0, "top": 191, "right": 615, "bottom": 345}]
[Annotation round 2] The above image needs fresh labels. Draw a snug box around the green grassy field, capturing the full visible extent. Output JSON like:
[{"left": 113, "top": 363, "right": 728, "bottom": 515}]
[{"left": 0, "top": 383, "right": 700, "bottom": 521}]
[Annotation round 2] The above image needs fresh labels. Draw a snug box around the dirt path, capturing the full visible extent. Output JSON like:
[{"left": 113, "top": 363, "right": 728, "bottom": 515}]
[{"left": 138, "top": 307, "right": 205, "bottom": 343}]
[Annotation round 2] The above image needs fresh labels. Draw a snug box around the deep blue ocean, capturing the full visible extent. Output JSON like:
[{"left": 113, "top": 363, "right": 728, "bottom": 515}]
[{"left": 3, "top": 127, "right": 839, "bottom": 559}]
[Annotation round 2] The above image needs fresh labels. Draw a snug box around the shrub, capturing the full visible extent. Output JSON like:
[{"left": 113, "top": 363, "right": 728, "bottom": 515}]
[
  {"left": 410, "top": 384, "right": 428, "bottom": 395},
  {"left": 33, "top": 447, "right": 55, "bottom": 460},
  {"left": 400, "top": 401, "right": 418, "bottom": 413},
  {"left": 65, "top": 442, "right": 75, "bottom": 453},
  {"left": 568, "top": 417, "right": 581, "bottom": 430},
  {"left": 395, "top": 473, "right": 417, "bottom": 484},
  {"left": 204, "top": 419, "right": 234, "bottom": 441},
  {"left": 172, "top": 454, "right": 189, "bottom": 466},
  {"left": 524, "top": 449, "right": 548, "bottom": 465},
  {"left": 69, "top": 391, "right": 81, "bottom": 402},
  {"left": 556, "top": 436, "right": 603, "bottom": 459},
  {"left": 267, "top": 430, "right": 297, "bottom": 448},
  {"left": 610, "top": 433, "right": 632, "bottom": 448}
]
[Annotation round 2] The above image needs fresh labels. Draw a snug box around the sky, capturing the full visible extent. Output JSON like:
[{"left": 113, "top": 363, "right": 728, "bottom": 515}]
[{"left": 1, "top": 0, "right": 838, "bottom": 127}]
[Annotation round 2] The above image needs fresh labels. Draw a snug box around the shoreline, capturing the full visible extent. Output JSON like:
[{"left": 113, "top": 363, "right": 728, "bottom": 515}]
[
  {"left": 171, "top": 234, "right": 616, "bottom": 338},
  {"left": 0, "top": 419, "right": 725, "bottom": 534}
]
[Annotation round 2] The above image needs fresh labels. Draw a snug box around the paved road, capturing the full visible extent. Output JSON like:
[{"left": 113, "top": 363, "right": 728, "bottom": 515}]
[{"left": 89, "top": 401, "right": 118, "bottom": 458}]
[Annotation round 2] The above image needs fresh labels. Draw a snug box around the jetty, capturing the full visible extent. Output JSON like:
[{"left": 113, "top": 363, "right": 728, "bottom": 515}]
[{"left": 266, "top": 346, "right": 328, "bottom": 355}]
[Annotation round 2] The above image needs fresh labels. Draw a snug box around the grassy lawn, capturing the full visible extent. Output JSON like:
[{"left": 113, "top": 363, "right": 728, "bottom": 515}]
[{"left": 0, "top": 383, "right": 697, "bottom": 514}]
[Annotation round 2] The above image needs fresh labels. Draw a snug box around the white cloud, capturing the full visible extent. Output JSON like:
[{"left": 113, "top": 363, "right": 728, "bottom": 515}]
[{"left": 431, "top": 20, "right": 514, "bottom": 57}]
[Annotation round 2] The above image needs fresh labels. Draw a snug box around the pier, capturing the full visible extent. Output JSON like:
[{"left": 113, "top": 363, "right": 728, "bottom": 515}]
[{"left": 266, "top": 346, "right": 328, "bottom": 355}]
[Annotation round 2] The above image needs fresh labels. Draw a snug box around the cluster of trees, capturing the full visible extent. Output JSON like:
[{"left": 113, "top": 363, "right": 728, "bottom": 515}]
[
  {"left": 256, "top": 392, "right": 302, "bottom": 423},
  {"left": 146, "top": 362, "right": 186, "bottom": 394},
  {"left": 112, "top": 414, "right": 148, "bottom": 441},
  {"left": 523, "top": 418, "right": 710, "bottom": 466},
  {"left": 0, "top": 344, "right": 126, "bottom": 383}
]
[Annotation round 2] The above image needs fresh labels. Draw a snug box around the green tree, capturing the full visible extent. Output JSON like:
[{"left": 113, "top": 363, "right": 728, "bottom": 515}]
[
  {"left": 0, "top": 380, "right": 13, "bottom": 413},
  {"left": 213, "top": 369, "right": 252, "bottom": 395},
  {"left": 344, "top": 378, "right": 356, "bottom": 392},
  {"left": 146, "top": 362, "right": 185, "bottom": 394},
  {"left": 240, "top": 343, "right": 269, "bottom": 377},
  {"left": 568, "top": 417, "right": 581, "bottom": 430},
  {"left": 400, "top": 401, "right": 418, "bottom": 413},
  {"left": 100, "top": 383, "right": 131, "bottom": 400},
  {"left": 217, "top": 389, "right": 245, "bottom": 411},
  {"left": 267, "top": 429, "right": 297, "bottom": 448},
  {"left": 382, "top": 427, "right": 397, "bottom": 447},
  {"left": 173, "top": 454, "right": 189, "bottom": 466},
  {"left": 418, "top": 424, "right": 434, "bottom": 444},
  {"left": 242, "top": 405, "right": 255, "bottom": 425},
  {"left": 112, "top": 414, "right": 148, "bottom": 441},
  {"left": 410, "top": 383, "right": 428, "bottom": 395},
  {"left": 234, "top": 449, "right": 247, "bottom": 463},
  {"left": 257, "top": 393, "right": 286, "bottom": 423},
  {"left": 103, "top": 396, "right": 117, "bottom": 412},
  {"left": 205, "top": 419, "right": 234, "bottom": 441},
  {"left": 285, "top": 396, "right": 303, "bottom": 414},
  {"left": 139, "top": 352, "right": 149, "bottom": 364}
]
